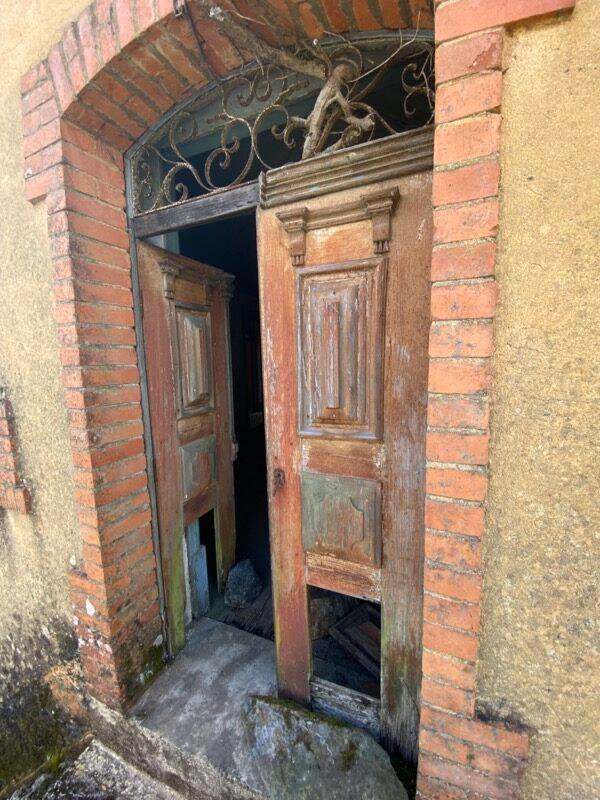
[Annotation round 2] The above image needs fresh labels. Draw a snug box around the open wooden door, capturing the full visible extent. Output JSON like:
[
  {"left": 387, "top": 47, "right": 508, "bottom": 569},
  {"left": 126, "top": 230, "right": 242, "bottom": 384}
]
[
  {"left": 137, "top": 242, "right": 236, "bottom": 655},
  {"left": 257, "top": 130, "right": 433, "bottom": 762}
]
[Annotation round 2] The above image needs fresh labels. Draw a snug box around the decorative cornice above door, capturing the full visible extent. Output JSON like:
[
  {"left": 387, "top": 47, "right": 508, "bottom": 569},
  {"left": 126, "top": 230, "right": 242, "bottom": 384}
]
[{"left": 261, "top": 127, "right": 433, "bottom": 208}]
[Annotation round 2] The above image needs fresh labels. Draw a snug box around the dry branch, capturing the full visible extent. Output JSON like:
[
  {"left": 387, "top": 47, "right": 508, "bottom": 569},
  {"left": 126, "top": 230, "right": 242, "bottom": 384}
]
[{"left": 183, "top": 1, "right": 433, "bottom": 159}]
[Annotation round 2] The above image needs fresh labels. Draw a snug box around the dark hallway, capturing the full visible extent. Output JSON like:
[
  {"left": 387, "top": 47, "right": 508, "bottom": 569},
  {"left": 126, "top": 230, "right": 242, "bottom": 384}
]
[{"left": 178, "top": 214, "right": 272, "bottom": 638}]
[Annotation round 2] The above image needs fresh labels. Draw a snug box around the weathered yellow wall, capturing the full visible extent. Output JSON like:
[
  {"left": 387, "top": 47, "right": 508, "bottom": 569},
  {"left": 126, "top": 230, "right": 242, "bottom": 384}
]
[
  {"left": 0, "top": 0, "right": 91, "bottom": 784},
  {"left": 0, "top": 0, "right": 598, "bottom": 793},
  {"left": 479, "top": 2, "right": 600, "bottom": 798}
]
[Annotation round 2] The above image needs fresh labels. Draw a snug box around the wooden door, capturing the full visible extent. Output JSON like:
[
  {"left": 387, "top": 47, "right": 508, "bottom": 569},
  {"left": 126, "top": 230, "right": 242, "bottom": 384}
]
[
  {"left": 137, "top": 242, "right": 236, "bottom": 655},
  {"left": 257, "top": 131, "right": 433, "bottom": 762}
]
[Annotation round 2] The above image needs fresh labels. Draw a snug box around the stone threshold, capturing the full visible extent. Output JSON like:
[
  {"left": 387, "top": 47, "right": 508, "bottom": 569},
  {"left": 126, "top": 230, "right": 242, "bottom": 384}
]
[{"left": 90, "top": 618, "right": 276, "bottom": 799}]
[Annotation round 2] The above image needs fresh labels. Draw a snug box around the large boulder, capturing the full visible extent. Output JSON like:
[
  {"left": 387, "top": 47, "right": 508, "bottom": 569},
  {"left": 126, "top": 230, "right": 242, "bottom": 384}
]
[
  {"left": 224, "top": 560, "right": 262, "bottom": 609},
  {"left": 244, "top": 696, "right": 408, "bottom": 800}
]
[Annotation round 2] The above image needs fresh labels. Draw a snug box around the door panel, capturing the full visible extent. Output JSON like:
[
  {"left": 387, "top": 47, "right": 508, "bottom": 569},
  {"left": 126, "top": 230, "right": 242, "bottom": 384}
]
[
  {"left": 296, "top": 257, "right": 386, "bottom": 440},
  {"left": 301, "top": 471, "right": 382, "bottom": 567},
  {"left": 137, "top": 242, "right": 236, "bottom": 655},
  {"left": 258, "top": 166, "right": 432, "bottom": 762},
  {"left": 181, "top": 435, "right": 215, "bottom": 502},
  {"left": 176, "top": 308, "right": 213, "bottom": 413}
]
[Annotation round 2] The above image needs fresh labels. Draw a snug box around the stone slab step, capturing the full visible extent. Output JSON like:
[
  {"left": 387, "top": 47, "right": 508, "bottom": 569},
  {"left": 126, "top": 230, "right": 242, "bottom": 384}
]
[
  {"left": 9, "top": 740, "right": 185, "bottom": 800},
  {"left": 89, "top": 697, "right": 263, "bottom": 800}
]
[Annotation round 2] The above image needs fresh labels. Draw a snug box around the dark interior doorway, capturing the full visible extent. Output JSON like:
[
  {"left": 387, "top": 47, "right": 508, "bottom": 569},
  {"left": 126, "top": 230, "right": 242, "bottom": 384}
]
[
  {"left": 163, "top": 210, "right": 384, "bottom": 696},
  {"left": 177, "top": 213, "right": 273, "bottom": 640}
]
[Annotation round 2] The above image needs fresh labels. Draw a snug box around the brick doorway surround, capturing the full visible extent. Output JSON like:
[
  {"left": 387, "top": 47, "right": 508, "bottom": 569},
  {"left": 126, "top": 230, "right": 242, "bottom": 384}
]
[{"left": 20, "top": 1, "right": 576, "bottom": 797}]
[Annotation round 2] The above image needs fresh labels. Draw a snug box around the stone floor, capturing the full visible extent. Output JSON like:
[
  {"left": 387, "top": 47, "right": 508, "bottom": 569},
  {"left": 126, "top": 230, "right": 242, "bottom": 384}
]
[
  {"left": 130, "top": 617, "right": 277, "bottom": 792},
  {"left": 11, "top": 618, "right": 405, "bottom": 800}
]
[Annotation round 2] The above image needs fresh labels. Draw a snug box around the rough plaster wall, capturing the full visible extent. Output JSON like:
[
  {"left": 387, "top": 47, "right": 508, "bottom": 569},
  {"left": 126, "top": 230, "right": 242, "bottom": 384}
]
[
  {"left": 1, "top": 0, "right": 598, "bottom": 792},
  {"left": 479, "top": 2, "right": 600, "bottom": 798},
  {"left": 0, "top": 0, "right": 91, "bottom": 783}
]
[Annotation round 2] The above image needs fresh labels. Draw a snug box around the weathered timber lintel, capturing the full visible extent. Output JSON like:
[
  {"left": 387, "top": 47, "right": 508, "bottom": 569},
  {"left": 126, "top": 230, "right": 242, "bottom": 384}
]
[
  {"left": 132, "top": 181, "right": 259, "bottom": 239},
  {"left": 261, "top": 127, "right": 434, "bottom": 209}
]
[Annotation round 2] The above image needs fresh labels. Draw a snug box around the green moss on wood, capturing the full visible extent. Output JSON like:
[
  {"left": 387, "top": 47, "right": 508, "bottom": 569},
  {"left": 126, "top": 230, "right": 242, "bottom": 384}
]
[{"left": 167, "top": 519, "right": 187, "bottom": 655}]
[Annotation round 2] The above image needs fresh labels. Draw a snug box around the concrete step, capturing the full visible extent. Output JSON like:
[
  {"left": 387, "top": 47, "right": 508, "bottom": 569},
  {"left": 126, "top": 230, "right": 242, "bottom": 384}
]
[
  {"left": 9, "top": 739, "right": 186, "bottom": 800},
  {"left": 43, "top": 619, "right": 273, "bottom": 799},
  {"left": 88, "top": 697, "right": 263, "bottom": 800}
]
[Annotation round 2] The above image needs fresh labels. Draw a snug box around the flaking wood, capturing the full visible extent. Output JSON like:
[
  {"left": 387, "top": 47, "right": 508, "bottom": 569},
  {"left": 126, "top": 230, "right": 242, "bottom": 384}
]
[
  {"left": 138, "top": 242, "right": 237, "bottom": 655},
  {"left": 311, "top": 677, "right": 381, "bottom": 739},
  {"left": 258, "top": 133, "right": 432, "bottom": 761}
]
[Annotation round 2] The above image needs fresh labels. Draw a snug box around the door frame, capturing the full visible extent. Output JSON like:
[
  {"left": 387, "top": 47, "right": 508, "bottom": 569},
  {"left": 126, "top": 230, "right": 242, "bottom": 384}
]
[{"left": 128, "top": 129, "right": 434, "bottom": 761}]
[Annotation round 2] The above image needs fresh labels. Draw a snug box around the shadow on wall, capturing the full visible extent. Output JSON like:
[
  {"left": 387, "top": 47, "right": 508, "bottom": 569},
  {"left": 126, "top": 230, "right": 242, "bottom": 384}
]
[{"left": 0, "top": 608, "right": 80, "bottom": 790}]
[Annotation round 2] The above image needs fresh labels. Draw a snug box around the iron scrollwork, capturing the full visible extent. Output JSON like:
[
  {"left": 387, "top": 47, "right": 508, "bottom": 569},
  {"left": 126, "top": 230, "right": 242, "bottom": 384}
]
[
  {"left": 133, "top": 64, "right": 312, "bottom": 212},
  {"left": 131, "top": 38, "right": 435, "bottom": 215},
  {"left": 401, "top": 46, "right": 435, "bottom": 122}
]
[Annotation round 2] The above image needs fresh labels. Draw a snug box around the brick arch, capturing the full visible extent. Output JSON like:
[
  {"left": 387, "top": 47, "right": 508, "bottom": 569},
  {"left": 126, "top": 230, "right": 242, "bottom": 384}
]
[
  {"left": 20, "top": 0, "right": 433, "bottom": 711},
  {"left": 23, "top": 0, "right": 435, "bottom": 175},
  {"left": 20, "top": 1, "right": 576, "bottom": 797}
]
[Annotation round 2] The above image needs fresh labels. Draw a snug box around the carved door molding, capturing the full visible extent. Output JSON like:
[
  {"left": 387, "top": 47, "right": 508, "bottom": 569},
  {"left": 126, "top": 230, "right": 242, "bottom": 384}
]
[
  {"left": 277, "top": 187, "right": 399, "bottom": 264},
  {"left": 296, "top": 255, "right": 387, "bottom": 441}
]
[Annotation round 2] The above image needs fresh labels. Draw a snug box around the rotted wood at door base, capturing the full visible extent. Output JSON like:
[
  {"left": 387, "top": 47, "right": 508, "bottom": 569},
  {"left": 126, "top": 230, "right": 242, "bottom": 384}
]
[{"left": 258, "top": 129, "right": 433, "bottom": 762}]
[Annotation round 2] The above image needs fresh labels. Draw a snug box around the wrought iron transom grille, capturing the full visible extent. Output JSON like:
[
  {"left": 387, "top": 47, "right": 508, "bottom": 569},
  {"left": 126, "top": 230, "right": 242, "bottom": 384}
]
[{"left": 129, "top": 33, "right": 435, "bottom": 216}]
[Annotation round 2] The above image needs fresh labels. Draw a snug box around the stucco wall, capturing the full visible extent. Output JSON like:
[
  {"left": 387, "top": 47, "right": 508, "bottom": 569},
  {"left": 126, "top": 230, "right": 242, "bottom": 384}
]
[
  {"left": 0, "top": 0, "right": 598, "bottom": 794},
  {"left": 0, "top": 0, "right": 90, "bottom": 785},
  {"left": 479, "top": 2, "right": 600, "bottom": 798}
]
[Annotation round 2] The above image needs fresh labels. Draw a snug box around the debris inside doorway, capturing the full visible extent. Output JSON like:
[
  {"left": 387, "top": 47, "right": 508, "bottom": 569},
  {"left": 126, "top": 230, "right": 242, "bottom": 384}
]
[
  {"left": 220, "top": 586, "right": 274, "bottom": 641},
  {"left": 209, "top": 581, "right": 274, "bottom": 640},
  {"left": 309, "top": 588, "right": 357, "bottom": 639},
  {"left": 310, "top": 588, "right": 381, "bottom": 698},
  {"left": 244, "top": 696, "right": 408, "bottom": 800},
  {"left": 329, "top": 604, "right": 381, "bottom": 679},
  {"left": 224, "top": 559, "right": 262, "bottom": 609}
]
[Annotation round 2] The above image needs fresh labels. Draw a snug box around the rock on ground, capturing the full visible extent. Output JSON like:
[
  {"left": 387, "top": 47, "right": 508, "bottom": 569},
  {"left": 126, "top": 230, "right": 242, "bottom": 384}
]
[
  {"left": 10, "top": 740, "right": 183, "bottom": 800},
  {"left": 224, "top": 560, "right": 262, "bottom": 609},
  {"left": 244, "top": 696, "right": 408, "bottom": 800}
]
